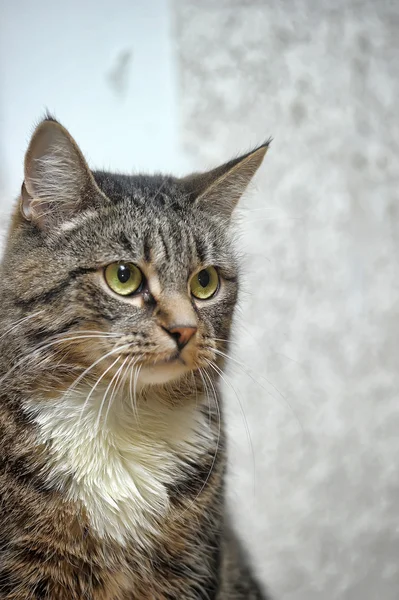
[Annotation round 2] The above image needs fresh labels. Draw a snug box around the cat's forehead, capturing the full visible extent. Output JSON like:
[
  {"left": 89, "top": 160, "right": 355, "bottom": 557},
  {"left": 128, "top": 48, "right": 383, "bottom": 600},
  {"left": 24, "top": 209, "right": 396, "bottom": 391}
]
[
  {"left": 118, "top": 198, "right": 229, "bottom": 275},
  {"left": 94, "top": 173, "right": 225, "bottom": 247},
  {"left": 93, "top": 171, "right": 184, "bottom": 209},
  {"left": 62, "top": 177, "right": 236, "bottom": 281}
]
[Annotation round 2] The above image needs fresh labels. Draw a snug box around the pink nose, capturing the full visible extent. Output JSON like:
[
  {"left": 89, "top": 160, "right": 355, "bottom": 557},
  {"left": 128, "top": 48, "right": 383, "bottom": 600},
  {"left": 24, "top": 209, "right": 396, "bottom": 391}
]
[{"left": 165, "top": 325, "right": 197, "bottom": 350}]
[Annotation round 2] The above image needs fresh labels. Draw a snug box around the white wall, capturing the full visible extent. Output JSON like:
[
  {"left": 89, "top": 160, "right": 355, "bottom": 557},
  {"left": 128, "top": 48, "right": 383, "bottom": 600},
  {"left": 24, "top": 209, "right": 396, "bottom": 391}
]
[{"left": 0, "top": 0, "right": 188, "bottom": 208}]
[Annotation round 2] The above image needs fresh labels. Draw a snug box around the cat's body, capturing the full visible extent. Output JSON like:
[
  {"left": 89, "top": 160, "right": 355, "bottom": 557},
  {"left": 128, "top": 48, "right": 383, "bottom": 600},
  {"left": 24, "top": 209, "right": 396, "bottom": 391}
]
[{"left": 0, "top": 118, "right": 269, "bottom": 599}]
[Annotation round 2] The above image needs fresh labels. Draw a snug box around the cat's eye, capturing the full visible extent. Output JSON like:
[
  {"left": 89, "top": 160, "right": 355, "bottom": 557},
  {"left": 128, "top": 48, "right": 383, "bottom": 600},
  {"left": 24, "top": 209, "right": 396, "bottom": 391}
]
[
  {"left": 190, "top": 267, "right": 219, "bottom": 300},
  {"left": 104, "top": 262, "right": 143, "bottom": 296}
]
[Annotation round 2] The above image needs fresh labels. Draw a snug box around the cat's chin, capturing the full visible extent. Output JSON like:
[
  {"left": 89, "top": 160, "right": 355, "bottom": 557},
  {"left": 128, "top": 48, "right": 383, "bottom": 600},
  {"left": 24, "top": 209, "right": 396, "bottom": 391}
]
[{"left": 137, "top": 360, "right": 190, "bottom": 386}]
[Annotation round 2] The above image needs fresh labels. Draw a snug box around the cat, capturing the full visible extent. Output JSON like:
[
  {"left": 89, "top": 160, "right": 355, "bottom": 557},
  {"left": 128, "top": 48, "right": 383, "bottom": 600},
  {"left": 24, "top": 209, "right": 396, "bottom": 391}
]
[{"left": 0, "top": 116, "right": 270, "bottom": 599}]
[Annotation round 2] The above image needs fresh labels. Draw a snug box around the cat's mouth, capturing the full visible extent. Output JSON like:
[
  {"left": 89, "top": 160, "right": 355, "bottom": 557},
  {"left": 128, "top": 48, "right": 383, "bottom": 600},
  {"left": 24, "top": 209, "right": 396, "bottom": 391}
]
[
  {"left": 137, "top": 357, "right": 190, "bottom": 385},
  {"left": 152, "top": 352, "right": 185, "bottom": 366},
  {"left": 133, "top": 347, "right": 204, "bottom": 386},
  {"left": 104, "top": 339, "right": 211, "bottom": 387}
]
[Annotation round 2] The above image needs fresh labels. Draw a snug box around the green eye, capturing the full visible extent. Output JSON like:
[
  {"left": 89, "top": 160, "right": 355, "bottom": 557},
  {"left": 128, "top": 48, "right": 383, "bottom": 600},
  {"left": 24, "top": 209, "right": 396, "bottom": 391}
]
[
  {"left": 190, "top": 267, "right": 219, "bottom": 300},
  {"left": 104, "top": 262, "right": 143, "bottom": 296}
]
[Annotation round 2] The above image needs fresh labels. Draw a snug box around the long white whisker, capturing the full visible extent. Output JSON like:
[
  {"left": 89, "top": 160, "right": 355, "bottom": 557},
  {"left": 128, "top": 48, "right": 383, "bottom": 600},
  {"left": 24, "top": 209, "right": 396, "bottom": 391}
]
[
  {"left": 198, "top": 368, "right": 212, "bottom": 428},
  {"left": 92, "top": 357, "right": 123, "bottom": 433},
  {"left": 76, "top": 344, "right": 132, "bottom": 427},
  {"left": 103, "top": 355, "right": 130, "bottom": 430},
  {"left": 213, "top": 347, "right": 303, "bottom": 429},
  {"left": 0, "top": 311, "right": 45, "bottom": 341},
  {"left": 62, "top": 344, "right": 127, "bottom": 405},
  {"left": 174, "top": 367, "right": 222, "bottom": 522},
  {"left": 240, "top": 206, "right": 281, "bottom": 213},
  {"left": 118, "top": 354, "right": 136, "bottom": 403},
  {"left": 205, "top": 358, "right": 256, "bottom": 496},
  {"left": 0, "top": 337, "right": 90, "bottom": 387},
  {"left": 246, "top": 215, "right": 302, "bottom": 224},
  {"left": 191, "top": 371, "right": 200, "bottom": 411},
  {"left": 48, "top": 329, "right": 120, "bottom": 337},
  {"left": 133, "top": 363, "right": 142, "bottom": 415},
  {"left": 180, "top": 371, "right": 222, "bottom": 517},
  {"left": 0, "top": 331, "right": 126, "bottom": 390},
  {"left": 129, "top": 357, "right": 141, "bottom": 421}
]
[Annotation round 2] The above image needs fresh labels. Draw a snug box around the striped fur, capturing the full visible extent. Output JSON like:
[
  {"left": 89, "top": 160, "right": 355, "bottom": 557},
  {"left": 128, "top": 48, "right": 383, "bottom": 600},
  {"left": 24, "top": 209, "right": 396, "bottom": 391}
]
[{"left": 0, "top": 117, "right": 269, "bottom": 599}]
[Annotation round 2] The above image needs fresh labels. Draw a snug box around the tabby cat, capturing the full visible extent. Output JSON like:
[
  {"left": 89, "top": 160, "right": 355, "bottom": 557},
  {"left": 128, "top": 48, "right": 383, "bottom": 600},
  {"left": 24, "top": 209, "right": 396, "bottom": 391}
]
[{"left": 0, "top": 116, "right": 269, "bottom": 599}]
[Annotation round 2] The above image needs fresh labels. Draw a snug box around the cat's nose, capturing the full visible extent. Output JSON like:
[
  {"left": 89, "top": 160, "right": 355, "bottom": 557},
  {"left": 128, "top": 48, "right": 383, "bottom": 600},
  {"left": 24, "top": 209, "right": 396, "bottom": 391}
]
[{"left": 163, "top": 325, "right": 197, "bottom": 350}]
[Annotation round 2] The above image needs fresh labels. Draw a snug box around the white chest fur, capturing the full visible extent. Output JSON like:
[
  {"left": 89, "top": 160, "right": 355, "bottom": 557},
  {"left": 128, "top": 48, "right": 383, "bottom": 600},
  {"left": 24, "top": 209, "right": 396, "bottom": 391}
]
[{"left": 28, "top": 387, "right": 211, "bottom": 544}]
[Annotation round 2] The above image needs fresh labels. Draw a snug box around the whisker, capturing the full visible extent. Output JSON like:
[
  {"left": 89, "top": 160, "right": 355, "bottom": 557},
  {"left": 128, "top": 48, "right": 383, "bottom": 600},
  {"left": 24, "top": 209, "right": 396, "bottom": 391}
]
[
  {"left": 128, "top": 357, "right": 141, "bottom": 421},
  {"left": 187, "top": 370, "right": 222, "bottom": 514},
  {"left": 205, "top": 358, "right": 256, "bottom": 497},
  {"left": 198, "top": 367, "right": 211, "bottom": 426},
  {"left": 95, "top": 357, "right": 125, "bottom": 433},
  {"left": 0, "top": 311, "right": 45, "bottom": 341},
  {"left": 103, "top": 355, "right": 130, "bottom": 430},
  {"left": 74, "top": 344, "right": 133, "bottom": 427},
  {"left": 118, "top": 353, "right": 136, "bottom": 403},
  {"left": 46, "top": 329, "right": 120, "bottom": 337},
  {"left": 43, "top": 333, "right": 120, "bottom": 345},
  {"left": 191, "top": 371, "right": 200, "bottom": 412},
  {"left": 0, "top": 333, "right": 126, "bottom": 389},
  {"left": 63, "top": 344, "right": 131, "bottom": 406},
  {"left": 245, "top": 215, "right": 302, "bottom": 224},
  {"left": 90, "top": 356, "right": 122, "bottom": 433},
  {"left": 239, "top": 206, "right": 281, "bottom": 213},
  {"left": 212, "top": 347, "right": 303, "bottom": 430},
  {"left": 173, "top": 367, "right": 222, "bottom": 521},
  {"left": 198, "top": 368, "right": 212, "bottom": 429},
  {"left": 133, "top": 363, "right": 142, "bottom": 415}
]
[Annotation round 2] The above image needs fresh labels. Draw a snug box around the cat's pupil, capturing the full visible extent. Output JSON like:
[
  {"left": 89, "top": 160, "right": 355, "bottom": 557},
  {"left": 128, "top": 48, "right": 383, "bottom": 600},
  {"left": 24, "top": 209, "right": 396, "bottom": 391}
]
[
  {"left": 198, "top": 270, "right": 210, "bottom": 288},
  {"left": 117, "top": 265, "right": 131, "bottom": 283}
]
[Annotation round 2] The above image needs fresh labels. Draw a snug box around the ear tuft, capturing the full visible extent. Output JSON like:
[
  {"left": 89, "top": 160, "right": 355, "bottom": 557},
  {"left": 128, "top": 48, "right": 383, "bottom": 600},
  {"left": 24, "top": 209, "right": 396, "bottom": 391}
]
[
  {"left": 21, "top": 118, "right": 105, "bottom": 229},
  {"left": 180, "top": 140, "right": 270, "bottom": 219}
]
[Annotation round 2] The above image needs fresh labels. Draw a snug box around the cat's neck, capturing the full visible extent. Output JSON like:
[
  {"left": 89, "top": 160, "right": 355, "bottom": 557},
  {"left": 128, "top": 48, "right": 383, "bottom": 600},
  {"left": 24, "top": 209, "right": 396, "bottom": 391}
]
[{"left": 27, "top": 383, "right": 218, "bottom": 545}]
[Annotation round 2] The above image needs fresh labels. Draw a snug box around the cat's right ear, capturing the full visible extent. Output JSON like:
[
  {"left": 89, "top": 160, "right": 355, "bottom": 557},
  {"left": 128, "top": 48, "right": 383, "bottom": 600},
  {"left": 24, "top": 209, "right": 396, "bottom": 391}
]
[
  {"left": 21, "top": 116, "right": 108, "bottom": 229},
  {"left": 179, "top": 141, "right": 270, "bottom": 220}
]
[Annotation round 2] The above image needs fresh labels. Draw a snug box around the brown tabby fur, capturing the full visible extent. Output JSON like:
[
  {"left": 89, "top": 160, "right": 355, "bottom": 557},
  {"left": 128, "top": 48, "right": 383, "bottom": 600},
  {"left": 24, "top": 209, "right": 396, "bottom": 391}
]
[{"left": 0, "top": 117, "right": 270, "bottom": 599}]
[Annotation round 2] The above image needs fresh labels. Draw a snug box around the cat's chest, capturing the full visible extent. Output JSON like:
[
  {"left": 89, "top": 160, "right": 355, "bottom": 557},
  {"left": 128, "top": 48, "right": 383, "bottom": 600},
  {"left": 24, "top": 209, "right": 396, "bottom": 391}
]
[{"left": 28, "top": 388, "right": 211, "bottom": 544}]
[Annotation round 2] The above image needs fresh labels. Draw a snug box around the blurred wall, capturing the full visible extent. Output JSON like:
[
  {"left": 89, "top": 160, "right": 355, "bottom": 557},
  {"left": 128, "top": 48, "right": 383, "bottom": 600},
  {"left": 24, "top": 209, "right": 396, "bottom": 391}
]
[
  {"left": 174, "top": 1, "right": 399, "bottom": 599},
  {"left": 0, "top": 0, "right": 188, "bottom": 211}
]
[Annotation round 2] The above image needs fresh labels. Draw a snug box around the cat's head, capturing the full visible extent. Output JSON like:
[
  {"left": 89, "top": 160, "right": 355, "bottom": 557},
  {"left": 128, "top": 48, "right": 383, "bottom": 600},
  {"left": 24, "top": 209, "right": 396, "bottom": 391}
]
[{"left": 1, "top": 117, "right": 267, "bottom": 396}]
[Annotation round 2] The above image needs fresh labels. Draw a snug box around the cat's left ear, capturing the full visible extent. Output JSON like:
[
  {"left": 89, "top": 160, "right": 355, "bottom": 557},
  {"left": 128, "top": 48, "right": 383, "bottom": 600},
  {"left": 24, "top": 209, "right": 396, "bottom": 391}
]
[
  {"left": 21, "top": 116, "right": 108, "bottom": 229},
  {"left": 180, "top": 141, "right": 270, "bottom": 219}
]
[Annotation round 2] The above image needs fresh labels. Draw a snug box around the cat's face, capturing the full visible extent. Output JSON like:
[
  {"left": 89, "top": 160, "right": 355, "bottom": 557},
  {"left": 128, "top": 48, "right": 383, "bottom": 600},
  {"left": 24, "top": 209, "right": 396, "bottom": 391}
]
[
  {"left": 86, "top": 187, "right": 237, "bottom": 386},
  {"left": 8, "top": 181, "right": 238, "bottom": 387},
  {"left": 1, "top": 118, "right": 267, "bottom": 397}
]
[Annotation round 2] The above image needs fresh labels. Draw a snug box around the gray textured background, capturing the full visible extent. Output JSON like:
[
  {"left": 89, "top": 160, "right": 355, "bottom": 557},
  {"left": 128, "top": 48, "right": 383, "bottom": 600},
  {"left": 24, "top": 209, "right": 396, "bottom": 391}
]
[{"left": 174, "top": 1, "right": 399, "bottom": 598}]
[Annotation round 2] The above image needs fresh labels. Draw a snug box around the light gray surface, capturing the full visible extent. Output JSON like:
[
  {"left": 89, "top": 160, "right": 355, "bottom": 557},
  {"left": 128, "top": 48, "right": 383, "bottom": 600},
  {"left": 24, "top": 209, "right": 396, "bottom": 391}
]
[
  {"left": 0, "top": 0, "right": 185, "bottom": 204},
  {"left": 174, "top": 1, "right": 399, "bottom": 598}
]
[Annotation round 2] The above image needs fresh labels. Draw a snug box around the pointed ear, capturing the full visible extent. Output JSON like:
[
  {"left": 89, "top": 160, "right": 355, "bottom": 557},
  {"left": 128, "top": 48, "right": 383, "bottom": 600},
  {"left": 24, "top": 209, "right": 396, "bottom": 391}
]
[
  {"left": 21, "top": 116, "right": 107, "bottom": 228},
  {"left": 180, "top": 141, "right": 270, "bottom": 219}
]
